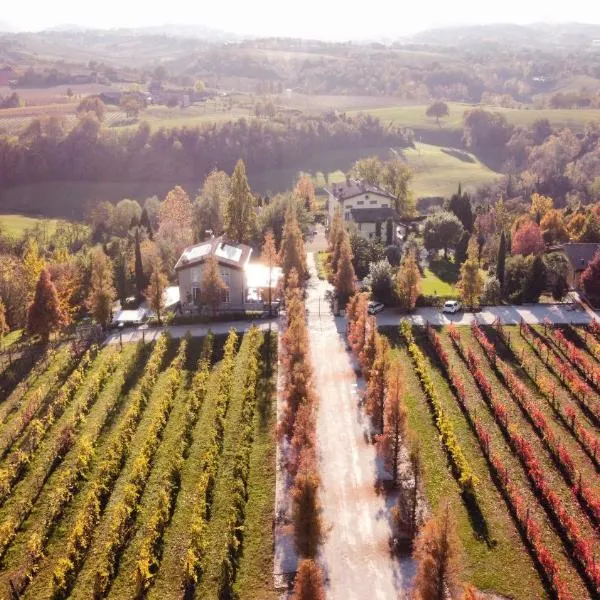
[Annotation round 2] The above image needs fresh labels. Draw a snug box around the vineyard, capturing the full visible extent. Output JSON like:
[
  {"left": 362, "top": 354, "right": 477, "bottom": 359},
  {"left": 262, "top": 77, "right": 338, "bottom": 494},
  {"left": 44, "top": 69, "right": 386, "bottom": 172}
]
[
  {"left": 382, "top": 321, "right": 600, "bottom": 600},
  {"left": 0, "top": 328, "right": 277, "bottom": 600}
]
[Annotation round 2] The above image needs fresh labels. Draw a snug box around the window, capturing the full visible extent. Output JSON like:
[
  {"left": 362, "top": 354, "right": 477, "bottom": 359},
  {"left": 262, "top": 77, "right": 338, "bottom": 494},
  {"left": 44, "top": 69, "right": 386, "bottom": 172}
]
[
  {"left": 369, "top": 200, "right": 377, "bottom": 205},
  {"left": 192, "top": 287, "right": 201, "bottom": 305},
  {"left": 220, "top": 270, "right": 231, "bottom": 303},
  {"left": 358, "top": 223, "right": 362, "bottom": 231},
  {"left": 356, "top": 200, "right": 364, "bottom": 206},
  {"left": 191, "top": 267, "right": 201, "bottom": 283},
  {"left": 344, "top": 211, "right": 351, "bottom": 221},
  {"left": 382, "top": 203, "right": 389, "bottom": 208},
  {"left": 222, "top": 288, "right": 230, "bottom": 303}
]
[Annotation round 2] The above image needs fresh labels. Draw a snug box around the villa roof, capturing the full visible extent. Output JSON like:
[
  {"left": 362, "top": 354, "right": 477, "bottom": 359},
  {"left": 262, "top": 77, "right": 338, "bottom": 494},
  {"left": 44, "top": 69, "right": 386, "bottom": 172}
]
[
  {"left": 175, "top": 236, "right": 253, "bottom": 271},
  {"left": 326, "top": 178, "right": 396, "bottom": 202},
  {"left": 562, "top": 242, "right": 600, "bottom": 272}
]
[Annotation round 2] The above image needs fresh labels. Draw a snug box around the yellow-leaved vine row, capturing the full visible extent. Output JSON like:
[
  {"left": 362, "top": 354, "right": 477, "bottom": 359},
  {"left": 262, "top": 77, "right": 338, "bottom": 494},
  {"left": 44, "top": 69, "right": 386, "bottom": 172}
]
[
  {"left": 400, "top": 321, "right": 479, "bottom": 491},
  {"left": 132, "top": 334, "right": 215, "bottom": 599},
  {"left": 47, "top": 334, "right": 170, "bottom": 599},
  {"left": 183, "top": 329, "right": 239, "bottom": 593}
]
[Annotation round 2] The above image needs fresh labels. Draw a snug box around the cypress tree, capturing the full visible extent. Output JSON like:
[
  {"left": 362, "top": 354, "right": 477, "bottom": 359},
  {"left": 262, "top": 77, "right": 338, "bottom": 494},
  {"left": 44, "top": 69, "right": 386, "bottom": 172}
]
[
  {"left": 496, "top": 230, "right": 506, "bottom": 291},
  {"left": 134, "top": 228, "right": 146, "bottom": 302},
  {"left": 140, "top": 207, "right": 153, "bottom": 240}
]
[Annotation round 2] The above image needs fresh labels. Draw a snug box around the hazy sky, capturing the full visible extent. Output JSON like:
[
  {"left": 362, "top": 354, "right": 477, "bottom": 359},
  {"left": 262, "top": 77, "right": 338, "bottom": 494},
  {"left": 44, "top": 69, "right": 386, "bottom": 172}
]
[{"left": 4, "top": 1, "right": 600, "bottom": 39}]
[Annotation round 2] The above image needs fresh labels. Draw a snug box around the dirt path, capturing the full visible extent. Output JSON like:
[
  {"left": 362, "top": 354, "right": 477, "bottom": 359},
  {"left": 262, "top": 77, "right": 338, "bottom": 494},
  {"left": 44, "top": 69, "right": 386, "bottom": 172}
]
[{"left": 306, "top": 252, "right": 413, "bottom": 599}]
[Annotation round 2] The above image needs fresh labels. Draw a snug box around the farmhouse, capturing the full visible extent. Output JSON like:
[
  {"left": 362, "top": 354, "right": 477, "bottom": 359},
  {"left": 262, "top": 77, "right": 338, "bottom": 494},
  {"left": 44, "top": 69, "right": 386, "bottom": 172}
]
[
  {"left": 175, "top": 236, "right": 282, "bottom": 314},
  {"left": 326, "top": 179, "right": 404, "bottom": 243},
  {"left": 561, "top": 242, "right": 600, "bottom": 290}
]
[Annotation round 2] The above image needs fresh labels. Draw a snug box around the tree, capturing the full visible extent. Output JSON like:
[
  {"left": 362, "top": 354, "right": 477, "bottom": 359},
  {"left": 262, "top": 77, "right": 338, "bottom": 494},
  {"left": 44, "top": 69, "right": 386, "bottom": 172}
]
[
  {"left": 482, "top": 277, "right": 501, "bottom": 305},
  {"left": 581, "top": 250, "right": 600, "bottom": 306},
  {"left": 544, "top": 252, "right": 570, "bottom": 301},
  {"left": 504, "top": 255, "right": 530, "bottom": 304},
  {"left": 292, "top": 559, "right": 325, "bottom": 600},
  {"left": 396, "top": 251, "right": 421, "bottom": 311},
  {"left": 511, "top": 221, "right": 544, "bottom": 256},
  {"left": 367, "top": 260, "right": 395, "bottom": 304},
  {"left": 423, "top": 211, "right": 464, "bottom": 259},
  {"left": 393, "top": 437, "right": 422, "bottom": 544},
  {"left": 380, "top": 359, "right": 406, "bottom": 486},
  {"left": 0, "top": 298, "right": 8, "bottom": 347},
  {"left": 120, "top": 93, "right": 145, "bottom": 119},
  {"left": 385, "top": 219, "right": 394, "bottom": 245},
  {"left": 328, "top": 206, "right": 343, "bottom": 250},
  {"left": 261, "top": 229, "right": 279, "bottom": 315},
  {"left": 27, "top": 268, "right": 66, "bottom": 342},
  {"left": 350, "top": 232, "right": 384, "bottom": 280},
  {"left": 47, "top": 256, "right": 82, "bottom": 326},
  {"left": 496, "top": 230, "right": 507, "bottom": 290},
  {"left": 200, "top": 255, "right": 227, "bottom": 317},
  {"left": 529, "top": 193, "right": 553, "bottom": 222},
  {"left": 23, "top": 238, "right": 45, "bottom": 305},
  {"left": 292, "top": 463, "right": 323, "bottom": 558},
  {"left": 77, "top": 96, "right": 106, "bottom": 121},
  {"left": 195, "top": 170, "right": 230, "bottom": 239},
  {"left": 139, "top": 207, "right": 154, "bottom": 240},
  {"left": 540, "top": 209, "right": 568, "bottom": 244},
  {"left": 454, "top": 231, "right": 470, "bottom": 266},
  {"left": 426, "top": 101, "right": 449, "bottom": 124},
  {"left": 381, "top": 160, "right": 414, "bottom": 216},
  {"left": 112, "top": 198, "right": 142, "bottom": 237},
  {"left": 224, "top": 159, "right": 256, "bottom": 244},
  {"left": 412, "top": 503, "right": 462, "bottom": 600},
  {"left": 334, "top": 235, "right": 356, "bottom": 307},
  {"left": 194, "top": 79, "right": 205, "bottom": 93},
  {"left": 447, "top": 187, "right": 473, "bottom": 232},
  {"left": 351, "top": 155, "right": 382, "bottom": 185},
  {"left": 157, "top": 186, "right": 195, "bottom": 265},
  {"left": 88, "top": 248, "right": 116, "bottom": 329},
  {"left": 365, "top": 335, "right": 390, "bottom": 433},
  {"left": 145, "top": 259, "right": 168, "bottom": 324},
  {"left": 458, "top": 237, "right": 484, "bottom": 309},
  {"left": 295, "top": 176, "right": 316, "bottom": 212},
  {"left": 280, "top": 207, "right": 307, "bottom": 285},
  {"left": 134, "top": 229, "right": 146, "bottom": 302}
]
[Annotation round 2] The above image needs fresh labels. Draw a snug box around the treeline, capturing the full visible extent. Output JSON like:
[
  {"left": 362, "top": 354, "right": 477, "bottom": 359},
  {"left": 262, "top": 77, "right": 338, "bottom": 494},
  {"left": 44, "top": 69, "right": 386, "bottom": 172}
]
[{"left": 0, "top": 112, "right": 411, "bottom": 190}]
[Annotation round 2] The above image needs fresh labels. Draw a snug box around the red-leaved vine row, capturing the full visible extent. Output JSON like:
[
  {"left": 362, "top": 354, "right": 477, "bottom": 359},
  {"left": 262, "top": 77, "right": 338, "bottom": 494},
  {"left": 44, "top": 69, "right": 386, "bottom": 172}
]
[
  {"left": 504, "top": 321, "right": 600, "bottom": 427},
  {"left": 589, "top": 320, "right": 600, "bottom": 340},
  {"left": 424, "top": 324, "right": 572, "bottom": 599},
  {"left": 545, "top": 323, "right": 600, "bottom": 388},
  {"left": 568, "top": 325, "right": 600, "bottom": 364},
  {"left": 468, "top": 323, "right": 600, "bottom": 525},
  {"left": 471, "top": 322, "right": 599, "bottom": 470},
  {"left": 447, "top": 325, "right": 600, "bottom": 593}
]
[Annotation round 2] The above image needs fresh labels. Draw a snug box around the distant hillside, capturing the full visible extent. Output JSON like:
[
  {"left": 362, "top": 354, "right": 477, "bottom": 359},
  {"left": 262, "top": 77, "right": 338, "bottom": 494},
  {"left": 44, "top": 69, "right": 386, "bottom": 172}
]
[{"left": 406, "top": 22, "right": 600, "bottom": 49}]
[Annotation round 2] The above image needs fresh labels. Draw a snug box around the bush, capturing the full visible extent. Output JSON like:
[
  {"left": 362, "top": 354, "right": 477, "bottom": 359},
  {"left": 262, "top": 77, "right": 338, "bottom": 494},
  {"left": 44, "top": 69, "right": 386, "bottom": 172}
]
[
  {"left": 366, "top": 260, "right": 396, "bottom": 304},
  {"left": 482, "top": 277, "right": 501, "bottom": 305},
  {"left": 384, "top": 245, "right": 402, "bottom": 267}
]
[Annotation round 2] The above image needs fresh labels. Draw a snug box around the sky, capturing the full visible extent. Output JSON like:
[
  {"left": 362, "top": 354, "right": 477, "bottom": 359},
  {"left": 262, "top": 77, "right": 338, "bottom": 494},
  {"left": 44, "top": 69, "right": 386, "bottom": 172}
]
[{"left": 3, "top": 1, "right": 600, "bottom": 39}]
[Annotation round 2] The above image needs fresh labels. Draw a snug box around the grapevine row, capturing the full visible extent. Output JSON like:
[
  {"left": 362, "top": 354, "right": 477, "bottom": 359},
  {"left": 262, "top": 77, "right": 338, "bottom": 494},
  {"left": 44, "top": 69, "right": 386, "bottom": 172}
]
[
  {"left": 447, "top": 326, "right": 600, "bottom": 594},
  {"left": 467, "top": 323, "right": 600, "bottom": 525},
  {"left": 38, "top": 334, "right": 169, "bottom": 599},
  {"left": 424, "top": 324, "right": 572, "bottom": 599},
  {"left": 513, "top": 321, "right": 600, "bottom": 425},
  {"left": 131, "top": 334, "right": 215, "bottom": 599},
  {"left": 567, "top": 325, "right": 600, "bottom": 364},
  {"left": 400, "top": 320, "right": 478, "bottom": 491},
  {"left": 75, "top": 339, "right": 190, "bottom": 599},
  {"left": 183, "top": 329, "right": 239, "bottom": 593},
  {"left": 472, "top": 323, "right": 600, "bottom": 469}
]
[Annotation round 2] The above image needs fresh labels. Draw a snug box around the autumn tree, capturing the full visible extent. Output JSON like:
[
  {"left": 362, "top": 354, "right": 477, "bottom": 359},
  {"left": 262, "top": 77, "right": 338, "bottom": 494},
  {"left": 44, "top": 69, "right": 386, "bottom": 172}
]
[
  {"left": 47, "top": 254, "right": 81, "bottom": 326},
  {"left": 511, "top": 221, "right": 544, "bottom": 256},
  {"left": 120, "top": 93, "right": 145, "bottom": 118},
  {"left": 295, "top": 176, "right": 316, "bottom": 212},
  {"left": 458, "top": 236, "right": 484, "bottom": 309},
  {"left": 195, "top": 169, "right": 230, "bottom": 239},
  {"left": 134, "top": 228, "right": 146, "bottom": 302},
  {"left": 393, "top": 437, "right": 422, "bottom": 544},
  {"left": 0, "top": 298, "right": 8, "bottom": 346},
  {"left": 224, "top": 159, "right": 256, "bottom": 244},
  {"left": 328, "top": 206, "right": 343, "bottom": 250},
  {"left": 145, "top": 258, "right": 168, "bottom": 324},
  {"left": 381, "top": 159, "right": 414, "bottom": 216},
  {"left": 396, "top": 251, "right": 421, "bottom": 312},
  {"left": 261, "top": 229, "right": 280, "bottom": 314},
  {"left": 330, "top": 225, "right": 347, "bottom": 277},
  {"left": 581, "top": 249, "right": 600, "bottom": 306},
  {"left": 540, "top": 209, "right": 568, "bottom": 244},
  {"left": 426, "top": 101, "right": 449, "bottom": 124},
  {"left": 379, "top": 358, "right": 406, "bottom": 486},
  {"left": 27, "top": 268, "right": 66, "bottom": 342},
  {"left": 23, "top": 238, "right": 45, "bottom": 304},
  {"left": 292, "top": 461, "right": 323, "bottom": 558},
  {"left": 496, "top": 230, "right": 507, "bottom": 291},
  {"left": 529, "top": 193, "right": 553, "bottom": 223},
  {"left": 351, "top": 155, "right": 382, "bottom": 185},
  {"left": 361, "top": 315, "right": 378, "bottom": 381},
  {"left": 280, "top": 206, "right": 307, "bottom": 285},
  {"left": 77, "top": 96, "right": 106, "bottom": 121},
  {"left": 87, "top": 248, "right": 116, "bottom": 329},
  {"left": 157, "top": 186, "right": 195, "bottom": 262},
  {"left": 366, "top": 334, "right": 390, "bottom": 433},
  {"left": 292, "top": 559, "right": 325, "bottom": 600},
  {"left": 334, "top": 234, "right": 356, "bottom": 307},
  {"left": 200, "top": 255, "right": 227, "bottom": 317},
  {"left": 412, "top": 503, "right": 462, "bottom": 600}
]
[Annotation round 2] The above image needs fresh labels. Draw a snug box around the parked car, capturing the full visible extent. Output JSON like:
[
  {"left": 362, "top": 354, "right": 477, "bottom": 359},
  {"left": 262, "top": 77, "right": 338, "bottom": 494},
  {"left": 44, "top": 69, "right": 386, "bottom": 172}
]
[
  {"left": 367, "top": 301, "right": 385, "bottom": 315},
  {"left": 442, "top": 300, "right": 462, "bottom": 314}
]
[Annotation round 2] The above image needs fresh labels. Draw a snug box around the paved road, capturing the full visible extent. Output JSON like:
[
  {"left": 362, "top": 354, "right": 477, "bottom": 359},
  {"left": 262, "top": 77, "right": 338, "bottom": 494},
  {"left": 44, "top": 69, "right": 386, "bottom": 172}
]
[
  {"left": 307, "top": 253, "right": 411, "bottom": 599},
  {"left": 103, "top": 319, "right": 278, "bottom": 345}
]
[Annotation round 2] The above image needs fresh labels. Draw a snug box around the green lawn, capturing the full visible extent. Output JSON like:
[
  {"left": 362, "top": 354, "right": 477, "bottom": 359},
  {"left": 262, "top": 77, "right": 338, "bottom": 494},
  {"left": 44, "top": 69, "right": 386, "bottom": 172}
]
[
  {"left": 350, "top": 102, "right": 600, "bottom": 132},
  {"left": 421, "top": 268, "right": 459, "bottom": 297},
  {"left": 0, "top": 214, "right": 60, "bottom": 238},
  {"left": 1, "top": 330, "right": 22, "bottom": 349}
]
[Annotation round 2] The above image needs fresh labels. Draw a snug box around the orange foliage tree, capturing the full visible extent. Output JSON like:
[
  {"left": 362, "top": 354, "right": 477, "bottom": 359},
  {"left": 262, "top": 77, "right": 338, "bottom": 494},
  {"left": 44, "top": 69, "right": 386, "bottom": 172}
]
[
  {"left": 27, "top": 268, "right": 66, "bottom": 342},
  {"left": 292, "top": 559, "right": 326, "bottom": 600}
]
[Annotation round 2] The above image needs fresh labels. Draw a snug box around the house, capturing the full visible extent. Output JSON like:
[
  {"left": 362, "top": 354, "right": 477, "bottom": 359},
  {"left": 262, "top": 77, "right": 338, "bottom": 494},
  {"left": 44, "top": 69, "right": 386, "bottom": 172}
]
[
  {"left": 561, "top": 243, "right": 600, "bottom": 289},
  {"left": 326, "top": 179, "right": 403, "bottom": 243},
  {"left": 175, "top": 236, "right": 282, "bottom": 314},
  {"left": 0, "top": 66, "right": 17, "bottom": 87}
]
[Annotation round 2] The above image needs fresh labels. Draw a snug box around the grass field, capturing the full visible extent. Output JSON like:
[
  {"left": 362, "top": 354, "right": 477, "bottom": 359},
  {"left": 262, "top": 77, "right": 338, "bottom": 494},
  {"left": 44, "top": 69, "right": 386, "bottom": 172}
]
[
  {"left": 0, "top": 328, "right": 277, "bottom": 600},
  {"left": 381, "top": 322, "right": 600, "bottom": 599},
  {"left": 0, "top": 213, "right": 61, "bottom": 238},
  {"left": 351, "top": 102, "right": 600, "bottom": 132}
]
